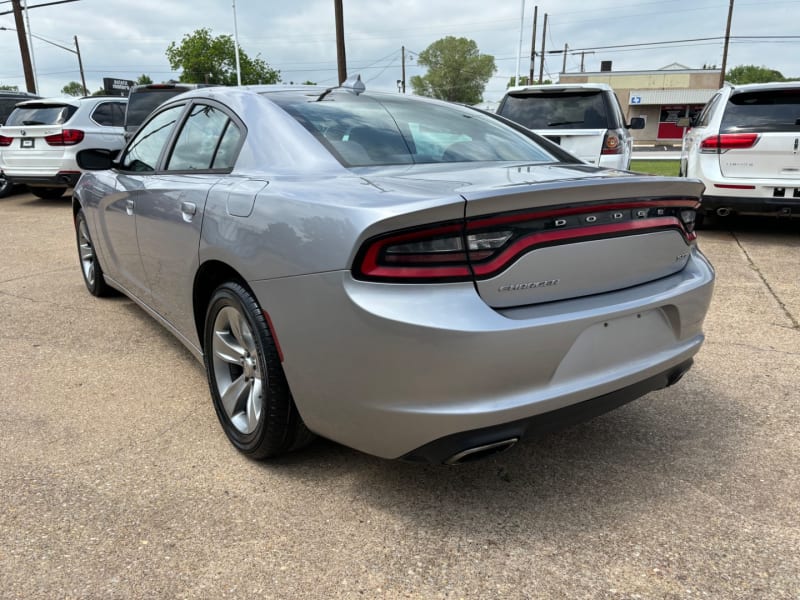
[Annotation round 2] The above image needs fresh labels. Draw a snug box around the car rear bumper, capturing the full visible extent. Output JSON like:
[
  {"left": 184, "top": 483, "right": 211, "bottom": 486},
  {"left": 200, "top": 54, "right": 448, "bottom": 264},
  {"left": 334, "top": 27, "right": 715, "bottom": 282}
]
[
  {"left": 402, "top": 358, "right": 694, "bottom": 464},
  {"left": 1, "top": 171, "right": 80, "bottom": 188},
  {"left": 250, "top": 248, "right": 715, "bottom": 460},
  {"left": 701, "top": 194, "right": 800, "bottom": 217}
]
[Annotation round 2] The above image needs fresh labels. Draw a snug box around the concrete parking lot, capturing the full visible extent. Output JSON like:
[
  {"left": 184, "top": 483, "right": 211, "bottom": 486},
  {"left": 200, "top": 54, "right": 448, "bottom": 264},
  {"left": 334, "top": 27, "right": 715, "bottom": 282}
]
[{"left": 1, "top": 191, "right": 798, "bottom": 599}]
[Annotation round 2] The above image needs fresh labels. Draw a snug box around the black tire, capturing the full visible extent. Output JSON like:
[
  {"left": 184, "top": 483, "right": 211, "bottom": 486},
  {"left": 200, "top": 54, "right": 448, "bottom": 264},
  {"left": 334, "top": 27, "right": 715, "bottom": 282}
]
[
  {"left": 0, "top": 175, "right": 14, "bottom": 198},
  {"left": 204, "top": 282, "right": 313, "bottom": 459},
  {"left": 32, "top": 187, "right": 65, "bottom": 200},
  {"left": 75, "top": 209, "right": 114, "bottom": 297}
]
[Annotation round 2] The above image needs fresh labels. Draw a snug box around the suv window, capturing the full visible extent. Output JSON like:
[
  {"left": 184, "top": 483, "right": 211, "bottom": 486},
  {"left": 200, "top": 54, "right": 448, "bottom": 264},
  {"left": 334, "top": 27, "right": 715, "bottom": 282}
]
[
  {"left": 5, "top": 103, "right": 77, "bottom": 126},
  {"left": 91, "top": 101, "right": 126, "bottom": 127},
  {"left": 695, "top": 94, "right": 721, "bottom": 128},
  {"left": 721, "top": 89, "right": 800, "bottom": 133},
  {"left": 0, "top": 94, "right": 40, "bottom": 125},
  {"left": 125, "top": 85, "right": 202, "bottom": 133},
  {"left": 166, "top": 104, "right": 240, "bottom": 171},
  {"left": 120, "top": 104, "right": 185, "bottom": 172},
  {"left": 498, "top": 91, "right": 609, "bottom": 130}
]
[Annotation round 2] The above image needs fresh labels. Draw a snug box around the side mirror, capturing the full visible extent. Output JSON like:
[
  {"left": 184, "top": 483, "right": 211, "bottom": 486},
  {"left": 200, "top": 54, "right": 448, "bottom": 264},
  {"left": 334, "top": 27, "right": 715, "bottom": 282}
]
[
  {"left": 628, "top": 117, "right": 645, "bottom": 130},
  {"left": 676, "top": 117, "right": 693, "bottom": 128},
  {"left": 76, "top": 148, "right": 119, "bottom": 171}
]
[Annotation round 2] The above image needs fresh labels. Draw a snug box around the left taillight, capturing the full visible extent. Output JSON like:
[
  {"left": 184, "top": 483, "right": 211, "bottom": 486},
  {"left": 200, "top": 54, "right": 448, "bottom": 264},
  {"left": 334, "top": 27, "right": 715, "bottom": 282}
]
[
  {"left": 700, "top": 133, "right": 759, "bottom": 153},
  {"left": 45, "top": 129, "right": 84, "bottom": 146},
  {"left": 0, "top": 135, "right": 13, "bottom": 147},
  {"left": 601, "top": 129, "right": 623, "bottom": 155}
]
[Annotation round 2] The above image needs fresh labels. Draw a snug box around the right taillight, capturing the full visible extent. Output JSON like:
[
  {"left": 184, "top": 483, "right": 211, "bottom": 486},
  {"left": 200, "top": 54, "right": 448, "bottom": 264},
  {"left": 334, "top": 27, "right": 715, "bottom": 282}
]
[
  {"left": 700, "top": 133, "right": 760, "bottom": 153},
  {"left": 44, "top": 129, "right": 84, "bottom": 146},
  {"left": 0, "top": 135, "right": 13, "bottom": 147}
]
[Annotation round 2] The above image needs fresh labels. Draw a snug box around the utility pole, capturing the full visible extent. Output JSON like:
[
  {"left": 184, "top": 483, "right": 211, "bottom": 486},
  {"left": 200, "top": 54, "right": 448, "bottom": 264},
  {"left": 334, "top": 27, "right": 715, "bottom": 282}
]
[
  {"left": 10, "top": 0, "right": 35, "bottom": 93},
  {"left": 515, "top": 0, "right": 525, "bottom": 87},
  {"left": 538, "top": 12, "right": 547, "bottom": 84},
  {"left": 561, "top": 43, "right": 568, "bottom": 74},
  {"left": 334, "top": 0, "right": 347, "bottom": 84},
  {"left": 719, "top": 0, "right": 734, "bottom": 87},
  {"left": 401, "top": 45, "right": 406, "bottom": 93},
  {"left": 529, "top": 5, "right": 537, "bottom": 84},
  {"left": 74, "top": 36, "right": 86, "bottom": 95},
  {"left": 579, "top": 51, "right": 595, "bottom": 72}
]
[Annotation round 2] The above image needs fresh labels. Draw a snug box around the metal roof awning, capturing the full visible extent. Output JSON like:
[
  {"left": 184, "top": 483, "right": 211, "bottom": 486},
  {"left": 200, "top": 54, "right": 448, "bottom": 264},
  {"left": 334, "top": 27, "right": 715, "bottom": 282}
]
[{"left": 628, "top": 89, "right": 717, "bottom": 106}]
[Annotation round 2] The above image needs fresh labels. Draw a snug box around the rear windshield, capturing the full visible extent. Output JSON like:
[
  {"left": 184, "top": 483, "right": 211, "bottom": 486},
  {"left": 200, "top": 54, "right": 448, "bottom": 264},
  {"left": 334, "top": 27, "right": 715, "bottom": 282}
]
[
  {"left": 270, "top": 91, "right": 558, "bottom": 167},
  {"left": 721, "top": 89, "right": 800, "bottom": 132},
  {"left": 5, "top": 104, "right": 77, "bottom": 126},
  {"left": 498, "top": 91, "right": 609, "bottom": 130},
  {"left": 125, "top": 88, "right": 189, "bottom": 130}
]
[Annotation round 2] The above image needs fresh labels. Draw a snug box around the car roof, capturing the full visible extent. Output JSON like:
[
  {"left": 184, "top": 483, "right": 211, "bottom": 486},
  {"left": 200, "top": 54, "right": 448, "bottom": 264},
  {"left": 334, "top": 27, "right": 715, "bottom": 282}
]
[
  {"left": 14, "top": 96, "right": 126, "bottom": 108},
  {"left": 504, "top": 82, "right": 614, "bottom": 94},
  {"left": 728, "top": 81, "right": 800, "bottom": 93}
]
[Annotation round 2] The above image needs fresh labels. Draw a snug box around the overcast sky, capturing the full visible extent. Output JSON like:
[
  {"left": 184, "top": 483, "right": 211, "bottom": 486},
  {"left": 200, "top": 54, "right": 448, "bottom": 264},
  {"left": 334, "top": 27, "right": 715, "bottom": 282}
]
[{"left": 1, "top": 0, "right": 798, "bottom": 101}]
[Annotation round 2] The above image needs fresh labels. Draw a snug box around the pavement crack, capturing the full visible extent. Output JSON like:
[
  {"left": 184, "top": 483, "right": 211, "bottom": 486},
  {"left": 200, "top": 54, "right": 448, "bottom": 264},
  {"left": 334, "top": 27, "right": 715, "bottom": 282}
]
[
  {"left": 0, "top": 266, "right": 74, "bottom": 285},
  {"left": 731, "top": 231, "right": 800, "bottom": 330},
  {"left": 705, "top": 339, "right": 800, "bottom": 358}
]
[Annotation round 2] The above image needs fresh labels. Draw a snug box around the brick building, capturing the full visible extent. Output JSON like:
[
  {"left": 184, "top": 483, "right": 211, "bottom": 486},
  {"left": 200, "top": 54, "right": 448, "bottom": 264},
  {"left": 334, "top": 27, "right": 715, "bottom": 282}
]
[{"left": 558, "top": 63, "right": 721, "bottom": 144}]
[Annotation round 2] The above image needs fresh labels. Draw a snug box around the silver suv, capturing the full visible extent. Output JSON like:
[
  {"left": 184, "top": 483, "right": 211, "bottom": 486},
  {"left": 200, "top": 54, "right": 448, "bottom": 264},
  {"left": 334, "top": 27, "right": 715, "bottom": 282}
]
[
  {"left": 680, "top": 81, "right": 800, "bottom": 221},
  {"left": 497, "top": 83, "right": 644, "bottom": 169},
  {"left": 0, "top": 96, "right": 126, "bottom": 199}
]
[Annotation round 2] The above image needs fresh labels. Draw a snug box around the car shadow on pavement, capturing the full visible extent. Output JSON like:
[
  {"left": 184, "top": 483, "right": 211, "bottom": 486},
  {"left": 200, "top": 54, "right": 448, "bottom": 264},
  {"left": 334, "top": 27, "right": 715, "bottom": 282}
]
[{"left": 264, "top": 370, "right": 744, "bottom": 536}]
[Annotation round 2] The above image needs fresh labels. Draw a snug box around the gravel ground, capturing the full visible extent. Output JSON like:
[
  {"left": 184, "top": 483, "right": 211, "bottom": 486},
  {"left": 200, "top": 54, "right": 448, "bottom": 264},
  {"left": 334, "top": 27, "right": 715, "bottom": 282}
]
[{"left": 0, "top": 192, "right": 798, "bottom": 599}]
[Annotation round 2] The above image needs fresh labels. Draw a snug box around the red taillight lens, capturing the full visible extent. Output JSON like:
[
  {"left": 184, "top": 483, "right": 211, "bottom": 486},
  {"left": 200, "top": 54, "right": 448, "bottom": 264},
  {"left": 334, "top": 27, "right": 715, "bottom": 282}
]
[
  {"left": 700, "top": 133, "right": 759, "bottom": 152},
  {"left": 353, "top": 200, "right": 700, "bottom": 283},
  {"left": 601, "top": 129, "right": 622, "bottom": 155},
  {"left": 44, "top": 129, "right": 84, "bottom": 146},
  {"left": 0, "top": 135, "right": 13, "bottom": 147}
]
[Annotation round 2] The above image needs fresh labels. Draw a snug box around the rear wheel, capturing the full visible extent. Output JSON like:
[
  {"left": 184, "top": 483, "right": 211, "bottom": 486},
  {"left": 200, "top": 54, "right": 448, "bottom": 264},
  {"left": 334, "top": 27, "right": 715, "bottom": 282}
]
[
  {"left": 204, "top": 282, "right": 313, "bottom": 459},
  {"left": 75, "top": 209, "right": 113, "bottom": 297},
  {"left": 0, "top": 175, "right": 14, "bottom": 198},
  {"left": 32, "top": 187, "right": 65, "bottom": 200}
]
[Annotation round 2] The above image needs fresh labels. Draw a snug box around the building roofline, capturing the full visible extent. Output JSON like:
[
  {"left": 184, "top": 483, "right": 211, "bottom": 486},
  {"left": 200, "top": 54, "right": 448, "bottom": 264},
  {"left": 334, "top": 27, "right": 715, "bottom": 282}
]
[{"left": 559, "top": 69, "right": 721, "bottom": 77}]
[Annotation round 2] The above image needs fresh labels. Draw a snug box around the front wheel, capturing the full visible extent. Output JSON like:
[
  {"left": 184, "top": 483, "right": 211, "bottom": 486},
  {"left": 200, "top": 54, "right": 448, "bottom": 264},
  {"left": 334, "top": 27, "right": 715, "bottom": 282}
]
[{"left": 204, "top": 282, "right": 313, "bottom": 459}]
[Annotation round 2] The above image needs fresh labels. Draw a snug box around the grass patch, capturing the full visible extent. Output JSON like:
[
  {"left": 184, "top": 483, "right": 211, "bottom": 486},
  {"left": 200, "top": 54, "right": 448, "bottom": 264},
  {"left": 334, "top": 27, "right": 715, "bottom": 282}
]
[{"left": 629, "top": 160, "right": 680, "bottom": 177}]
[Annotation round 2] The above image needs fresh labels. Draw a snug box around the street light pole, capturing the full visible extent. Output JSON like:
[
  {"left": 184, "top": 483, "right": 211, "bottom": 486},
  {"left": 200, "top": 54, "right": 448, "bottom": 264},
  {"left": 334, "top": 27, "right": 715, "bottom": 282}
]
[{"left": 232, "top": 0, "right": 242, "bottom": 85}]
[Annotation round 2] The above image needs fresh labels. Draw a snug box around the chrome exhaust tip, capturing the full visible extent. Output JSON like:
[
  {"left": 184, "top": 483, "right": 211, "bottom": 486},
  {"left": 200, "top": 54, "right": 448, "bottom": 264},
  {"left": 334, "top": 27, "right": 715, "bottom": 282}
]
[
  {"left": 444, "top": 438, "right": 519, "bottom": 465},
  {"left": 716, "top": 207, "right": 731, "bottom": 217}
]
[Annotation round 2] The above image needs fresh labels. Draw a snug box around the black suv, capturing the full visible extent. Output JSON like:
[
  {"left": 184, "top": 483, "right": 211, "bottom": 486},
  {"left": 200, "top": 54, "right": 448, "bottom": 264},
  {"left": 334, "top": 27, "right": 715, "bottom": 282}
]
[
  {"left": 0, "top": 90, "right": 40, "bottom": 198},
  {"left": 124, "top": 83, "right": 216, "bottom": 139}
]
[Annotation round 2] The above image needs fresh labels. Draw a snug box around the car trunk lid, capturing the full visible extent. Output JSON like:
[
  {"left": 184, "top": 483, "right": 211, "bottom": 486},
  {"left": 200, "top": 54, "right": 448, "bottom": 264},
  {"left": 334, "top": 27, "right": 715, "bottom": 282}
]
[{"left": 355, "top": 164, "right": 702, "bottom": 308}]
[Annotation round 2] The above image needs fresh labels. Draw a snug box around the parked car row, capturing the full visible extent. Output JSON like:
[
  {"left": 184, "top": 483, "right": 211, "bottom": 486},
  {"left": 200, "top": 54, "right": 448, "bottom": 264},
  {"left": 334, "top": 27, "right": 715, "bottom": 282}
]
[{"left": 0, "top": 82, "right": 205, "bottom": 199}]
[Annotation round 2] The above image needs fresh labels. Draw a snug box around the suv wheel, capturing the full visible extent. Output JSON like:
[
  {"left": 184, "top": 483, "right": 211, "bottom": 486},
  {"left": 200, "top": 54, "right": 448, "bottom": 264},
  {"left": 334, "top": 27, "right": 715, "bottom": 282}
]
[{"left": 32, "top": 187, "right": 65, "bottom": 200}]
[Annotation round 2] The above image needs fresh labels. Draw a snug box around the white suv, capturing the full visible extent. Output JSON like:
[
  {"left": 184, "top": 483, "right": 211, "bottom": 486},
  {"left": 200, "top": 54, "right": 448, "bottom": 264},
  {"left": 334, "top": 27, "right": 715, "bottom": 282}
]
[
  {"left": 496, "top": 83, "right": 644, "bottom": 169},
  {"left": 680, "top": 82, "right": 800, "bottom": 221},
  {"left": 0, "top": 96, "right": 127, "bottom": 199}
]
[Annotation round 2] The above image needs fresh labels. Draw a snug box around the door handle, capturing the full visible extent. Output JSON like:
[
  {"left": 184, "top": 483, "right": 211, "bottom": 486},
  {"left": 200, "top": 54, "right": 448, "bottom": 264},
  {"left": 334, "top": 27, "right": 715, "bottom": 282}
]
[{"left": 125, "top": 198, "right": 134, "bottom": 216}]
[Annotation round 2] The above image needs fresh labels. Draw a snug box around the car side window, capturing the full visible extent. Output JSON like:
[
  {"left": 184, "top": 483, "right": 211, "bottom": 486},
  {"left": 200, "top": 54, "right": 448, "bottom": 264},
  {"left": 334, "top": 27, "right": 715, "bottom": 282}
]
[
  {"left": 166, "top": 104, "right": 234, "bottom": 171},
  {"left": 212, "top": 120, "right": 243, "bottom": 169},
  {"left": 696, "top": 94, "right": 721, "bottom": 128},
  {"left": 120, "top": 104, "right": 185, "bottom": 172},
  {"left": 92, "top": 102, "right": 126, "bottom": 127}
]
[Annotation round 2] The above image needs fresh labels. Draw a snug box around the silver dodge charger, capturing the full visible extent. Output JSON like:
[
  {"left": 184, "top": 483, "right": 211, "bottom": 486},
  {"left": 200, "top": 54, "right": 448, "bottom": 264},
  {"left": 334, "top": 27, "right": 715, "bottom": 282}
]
[{"left": 72, "top": 82, "right": 715, "bottom": 464}]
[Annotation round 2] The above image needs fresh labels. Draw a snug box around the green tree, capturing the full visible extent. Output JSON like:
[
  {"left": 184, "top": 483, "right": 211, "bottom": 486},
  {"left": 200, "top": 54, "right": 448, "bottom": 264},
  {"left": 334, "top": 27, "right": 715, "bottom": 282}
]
[
  {"left": 726, "top": 64, "right": 785, "bottom": 84},
  {"left": 410, "top": 36, "right": 496, "bottom": 104},
  {"left": 0, "top": 83, "right": 19, "bottom": 91},
  {"left": 507, "top": 76, "right": 551, "bottom": 88},
  {"left": 166, "top": 28, "right": 280, "bottom": 85},
  {"left": 61, "top": 81, "right": 86, "bottom": 96},
  {"left": 136, "top": 74, "right": 153, "bottom": 85}
]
